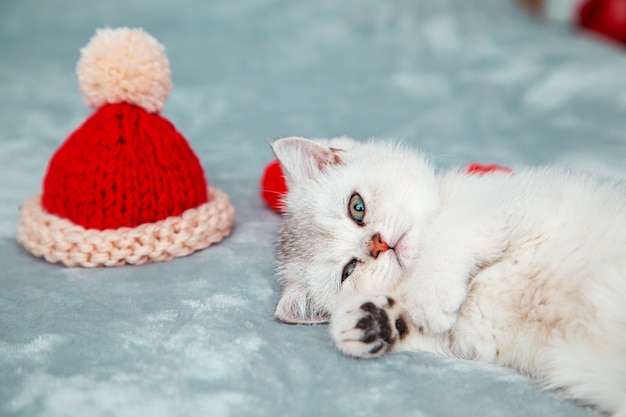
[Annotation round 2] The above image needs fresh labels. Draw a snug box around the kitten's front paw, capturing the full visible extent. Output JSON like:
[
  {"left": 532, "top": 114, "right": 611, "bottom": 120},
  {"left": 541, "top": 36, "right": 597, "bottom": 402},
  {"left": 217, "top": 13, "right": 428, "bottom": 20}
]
[{"left": 330, "top": 294, "right": 410, "bottom": 358}]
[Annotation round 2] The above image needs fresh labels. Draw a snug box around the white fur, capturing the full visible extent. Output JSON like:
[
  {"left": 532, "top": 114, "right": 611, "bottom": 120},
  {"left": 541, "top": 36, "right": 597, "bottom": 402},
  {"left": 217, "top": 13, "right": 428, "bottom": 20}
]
[{"left": 271, "top": 137, "right": 626, "bottom": 415}]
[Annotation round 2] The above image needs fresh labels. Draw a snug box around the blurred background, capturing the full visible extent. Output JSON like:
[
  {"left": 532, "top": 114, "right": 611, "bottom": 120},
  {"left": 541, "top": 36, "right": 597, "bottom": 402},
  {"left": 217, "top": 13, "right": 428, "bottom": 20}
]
[{"left": 0, "top": 1, "right": 624, "bottom": 416}]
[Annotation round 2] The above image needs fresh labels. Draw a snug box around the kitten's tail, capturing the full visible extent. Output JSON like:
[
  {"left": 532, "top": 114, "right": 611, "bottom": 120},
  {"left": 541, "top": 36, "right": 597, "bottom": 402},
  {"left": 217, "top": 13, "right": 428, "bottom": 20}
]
[
  {"left": 542, "top": 263, "right": 626, "bottom": 415},
  {"left": 544, "top": 341, "right": 626, "bottom": 415}
]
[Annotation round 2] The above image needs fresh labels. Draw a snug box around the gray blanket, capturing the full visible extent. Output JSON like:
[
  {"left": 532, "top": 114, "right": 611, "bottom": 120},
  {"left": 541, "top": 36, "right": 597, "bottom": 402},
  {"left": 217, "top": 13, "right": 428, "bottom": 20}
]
[{"left": 2, "top": 0, "right": 624, "bottom": 416}]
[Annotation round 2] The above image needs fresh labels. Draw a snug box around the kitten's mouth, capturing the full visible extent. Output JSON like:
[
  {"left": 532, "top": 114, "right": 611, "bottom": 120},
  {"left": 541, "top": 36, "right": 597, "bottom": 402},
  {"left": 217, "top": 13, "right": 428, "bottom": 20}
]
[
  {"left": 390, "top": 232, "right": 406, "bottom": 249},
  {"left": 390, "top": 232, "right": 407, "bottom": 268}
]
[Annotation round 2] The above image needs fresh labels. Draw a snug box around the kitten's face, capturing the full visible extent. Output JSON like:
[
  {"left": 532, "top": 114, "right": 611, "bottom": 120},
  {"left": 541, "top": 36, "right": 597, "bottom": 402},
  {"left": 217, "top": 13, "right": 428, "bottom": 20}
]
[{"left": 271, "top": 137, "right": 440, "bottom": 324}]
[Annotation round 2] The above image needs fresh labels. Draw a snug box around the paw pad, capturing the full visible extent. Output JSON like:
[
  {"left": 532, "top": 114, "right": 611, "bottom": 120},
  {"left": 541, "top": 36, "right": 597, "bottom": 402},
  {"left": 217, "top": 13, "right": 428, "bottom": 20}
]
[
  {"left": 358, "top": 302, "right": 394, "bottom": 353},
  {"left": 332, "top": 295, "right": 411, "bottom": 358}
]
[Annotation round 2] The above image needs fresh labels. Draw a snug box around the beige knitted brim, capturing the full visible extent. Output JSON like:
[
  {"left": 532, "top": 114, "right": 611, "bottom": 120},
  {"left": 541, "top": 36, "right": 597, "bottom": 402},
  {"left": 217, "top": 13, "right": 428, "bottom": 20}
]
[{"left": 16, "top": 187, "right": 235, "bottom": 267}]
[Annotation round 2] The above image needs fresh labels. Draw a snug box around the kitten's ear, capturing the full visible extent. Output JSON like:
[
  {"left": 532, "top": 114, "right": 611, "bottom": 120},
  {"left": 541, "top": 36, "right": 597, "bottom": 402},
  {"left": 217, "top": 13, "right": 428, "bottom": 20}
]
[
  {"left": 270, "top": 137, "right": 343, "bottom": 185},
  {"left": 274, "top": 283, "right": 330, "bottom": 324}
]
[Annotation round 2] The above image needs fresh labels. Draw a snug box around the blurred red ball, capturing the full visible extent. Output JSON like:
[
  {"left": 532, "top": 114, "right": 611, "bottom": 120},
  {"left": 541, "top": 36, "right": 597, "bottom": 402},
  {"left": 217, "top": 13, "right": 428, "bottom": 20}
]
[
  {"left": 261, "top": 159, "right": 288, "bottom": 212},
  {"left": 578, "top": 0, "right": 626, "bottom": 45},
  {"left": 463, "top": 163, "right": 514, "bottom": 176}
]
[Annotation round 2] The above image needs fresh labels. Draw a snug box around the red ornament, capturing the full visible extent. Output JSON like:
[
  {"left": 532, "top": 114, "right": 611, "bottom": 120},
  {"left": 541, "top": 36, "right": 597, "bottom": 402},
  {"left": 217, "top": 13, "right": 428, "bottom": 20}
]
[
  {"left": 463, "top": 163, "right": 514, "bottom": 176},
  {"left": 261, "top": 159, "right": 289, "bottom": 212},
  {"left": 260, "top": 159, "right": 513, "bottom": 213},
  {"left": 577, "top": 0, "right": 626, "bottom": 45}
]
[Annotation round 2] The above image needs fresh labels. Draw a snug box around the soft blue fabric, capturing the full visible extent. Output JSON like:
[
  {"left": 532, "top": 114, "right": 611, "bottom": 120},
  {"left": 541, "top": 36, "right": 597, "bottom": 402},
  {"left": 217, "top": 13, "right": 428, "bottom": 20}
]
[{"left": 1, "top": 0, "right": 624, "bottom": 416}]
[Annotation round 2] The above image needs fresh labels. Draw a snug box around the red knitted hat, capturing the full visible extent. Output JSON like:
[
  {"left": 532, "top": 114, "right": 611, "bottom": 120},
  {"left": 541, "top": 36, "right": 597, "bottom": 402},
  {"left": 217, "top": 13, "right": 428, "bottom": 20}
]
[{"left": 17, "top": 27, "right": 235, "bottom": 267}]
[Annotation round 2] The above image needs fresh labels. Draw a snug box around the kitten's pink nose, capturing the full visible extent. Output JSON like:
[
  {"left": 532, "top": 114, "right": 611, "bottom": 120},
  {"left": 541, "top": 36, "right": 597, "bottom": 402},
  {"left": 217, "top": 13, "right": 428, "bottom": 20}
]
[{"left": 370, "top": 234, "right": 390, "bottom": 259}]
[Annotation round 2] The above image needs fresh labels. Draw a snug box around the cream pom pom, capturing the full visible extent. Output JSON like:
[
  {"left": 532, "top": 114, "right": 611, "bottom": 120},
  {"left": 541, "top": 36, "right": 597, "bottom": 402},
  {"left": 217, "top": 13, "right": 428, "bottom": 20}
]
[{"left": 77, "top": 27, "right": 172, "bottom": 113}]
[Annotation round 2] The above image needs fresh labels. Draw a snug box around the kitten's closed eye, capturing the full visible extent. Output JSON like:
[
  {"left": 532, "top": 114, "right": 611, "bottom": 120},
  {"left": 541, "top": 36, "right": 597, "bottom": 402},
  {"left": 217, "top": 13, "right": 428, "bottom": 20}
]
[
  {"left": 342, "top": 258, "right": 358, "bottom": 283},
  {"left": 349, "top": 193, "right": 365, "bottom": 225}
]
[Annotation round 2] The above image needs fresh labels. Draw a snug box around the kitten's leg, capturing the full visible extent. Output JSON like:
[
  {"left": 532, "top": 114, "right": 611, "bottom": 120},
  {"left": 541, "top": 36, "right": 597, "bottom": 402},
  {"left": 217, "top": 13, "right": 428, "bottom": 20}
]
[
  {"left": 330, "top": 294, "right": 448, "bottom": 358},
  {"left": 446, "top": 281, "right": 499, "bottom": 362},
  {"left": 401, "top": 266, "right": 469, "bottom": 336},
  {"left": 401, "top": 207, "right": 510, "bottom": 335}
]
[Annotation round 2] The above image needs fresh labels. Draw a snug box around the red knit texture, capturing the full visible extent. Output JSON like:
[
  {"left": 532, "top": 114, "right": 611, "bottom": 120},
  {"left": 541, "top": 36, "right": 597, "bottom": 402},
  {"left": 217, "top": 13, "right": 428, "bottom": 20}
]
[
  {"left": 42, "top": 103, "right": 208, "bottom": 230},
  {"left": 260, "top": 159, "right": 513, "bottom": 213}
]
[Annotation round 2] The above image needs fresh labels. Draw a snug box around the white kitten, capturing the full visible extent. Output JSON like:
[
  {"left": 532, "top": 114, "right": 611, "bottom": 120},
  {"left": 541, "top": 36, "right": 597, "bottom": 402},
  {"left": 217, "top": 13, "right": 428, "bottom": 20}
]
[{"left": 271, "top": 136, "right": 626, "bottom": 416}]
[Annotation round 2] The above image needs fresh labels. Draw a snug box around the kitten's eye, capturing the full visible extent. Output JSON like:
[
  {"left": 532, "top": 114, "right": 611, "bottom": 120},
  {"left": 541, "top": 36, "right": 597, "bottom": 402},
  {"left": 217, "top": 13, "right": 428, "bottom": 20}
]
[
  {"left": 348, "top": 193, "right": 365, "bottom": 225},
  {"left": 341, "top": 258, "right": 358, "bottom": 283}
]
